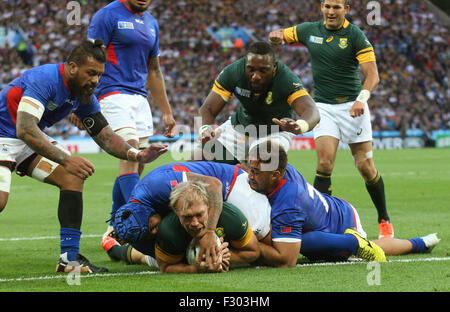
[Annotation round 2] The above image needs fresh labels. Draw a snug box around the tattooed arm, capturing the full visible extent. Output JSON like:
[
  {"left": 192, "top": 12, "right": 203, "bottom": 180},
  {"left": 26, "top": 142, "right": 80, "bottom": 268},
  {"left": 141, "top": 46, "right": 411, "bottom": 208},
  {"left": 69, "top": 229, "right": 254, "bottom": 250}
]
[
  {"left": 90, "top": 123, "right": 168, "bottom": 164},
  {"left": 146, "top": 56, "right": 176, "bottom": 138},
  {"left": 185, "top": 172, "right": 223, "bottom": 268},
  {"left": 16, "top": 111, "right": 95, "bottom": 180}
]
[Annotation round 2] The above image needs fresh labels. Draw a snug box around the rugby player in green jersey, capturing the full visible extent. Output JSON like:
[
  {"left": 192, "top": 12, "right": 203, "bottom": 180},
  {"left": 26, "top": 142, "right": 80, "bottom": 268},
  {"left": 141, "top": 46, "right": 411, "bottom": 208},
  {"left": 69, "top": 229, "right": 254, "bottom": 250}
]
[
  {"left": 195, "top": 41, "right": 320, "bottom": 166},
  {"left": 269, "top": 0, "right": 394, "bottom": 239}
]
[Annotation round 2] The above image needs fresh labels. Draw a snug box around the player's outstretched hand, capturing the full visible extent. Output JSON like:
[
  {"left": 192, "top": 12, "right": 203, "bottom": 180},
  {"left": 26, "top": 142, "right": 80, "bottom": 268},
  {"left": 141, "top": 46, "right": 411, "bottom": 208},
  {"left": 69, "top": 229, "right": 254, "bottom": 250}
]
[
  {"left": 268, "top": 29, "right": 285, "bottom": 45},
  {"left": 273, "top": 117, "right": 305, "bottom": 135},
  {"left": 199, "top": 126, "right": 222, "bottom": 145},
  {"left": 136, "top": 144, "right": 168, "bottom": 163},
  {"left": 162, "top": 113, "right": 177, "bottom": 138},
  {"left": 62, "top": 155, "right": 95, "bottom": 180}
]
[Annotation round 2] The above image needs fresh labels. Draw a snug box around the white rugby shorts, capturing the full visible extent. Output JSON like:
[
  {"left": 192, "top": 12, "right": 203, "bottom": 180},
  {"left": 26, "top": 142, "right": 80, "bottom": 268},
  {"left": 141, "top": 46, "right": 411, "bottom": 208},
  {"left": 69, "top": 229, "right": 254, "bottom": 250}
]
[
  {"left": 313, "top": 101, "right": 373, "bottom": 144},
  {"left": 99, "top": 93, "right": 154, "bottom": 147},
  {"left": 0, "top": 135, "right": 69, "bottom": 183},
  {"left": 216, "top": 119, "right": 294, "bottom": 161}
]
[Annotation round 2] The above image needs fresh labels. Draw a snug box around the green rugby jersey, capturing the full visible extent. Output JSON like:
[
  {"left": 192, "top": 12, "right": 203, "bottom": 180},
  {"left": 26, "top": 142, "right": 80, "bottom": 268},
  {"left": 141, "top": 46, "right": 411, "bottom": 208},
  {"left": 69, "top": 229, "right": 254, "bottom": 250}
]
[
  {"left": 155, "top": 202, "right": 253, "bottom": 264},
  {"left": 283, "top": 19, "right": 376, "bottom": 104},
  {"left": 212, "top": 57, "right": 309, "bottom": 135}
]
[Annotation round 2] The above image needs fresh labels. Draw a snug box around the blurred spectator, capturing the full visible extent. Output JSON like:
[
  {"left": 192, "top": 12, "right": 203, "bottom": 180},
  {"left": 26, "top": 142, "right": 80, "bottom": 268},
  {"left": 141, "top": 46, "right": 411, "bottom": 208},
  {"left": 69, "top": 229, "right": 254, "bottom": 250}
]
[{"left": 0, "top": 0, "right": 448, "bottom": 138}]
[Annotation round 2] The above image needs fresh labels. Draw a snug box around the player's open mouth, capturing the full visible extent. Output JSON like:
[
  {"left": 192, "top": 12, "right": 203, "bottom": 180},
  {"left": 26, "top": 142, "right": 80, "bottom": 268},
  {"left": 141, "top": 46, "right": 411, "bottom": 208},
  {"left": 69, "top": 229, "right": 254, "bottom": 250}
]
[{"left": 327, "top": 17, "right": 336, "bottom": 23}]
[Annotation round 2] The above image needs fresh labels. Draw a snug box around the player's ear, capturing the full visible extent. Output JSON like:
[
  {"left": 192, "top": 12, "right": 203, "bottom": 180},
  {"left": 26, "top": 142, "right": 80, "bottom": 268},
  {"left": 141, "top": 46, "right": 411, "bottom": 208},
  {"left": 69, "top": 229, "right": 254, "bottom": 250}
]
[{"left": 68, "top": 61, "right": 79, "bottom": 76}]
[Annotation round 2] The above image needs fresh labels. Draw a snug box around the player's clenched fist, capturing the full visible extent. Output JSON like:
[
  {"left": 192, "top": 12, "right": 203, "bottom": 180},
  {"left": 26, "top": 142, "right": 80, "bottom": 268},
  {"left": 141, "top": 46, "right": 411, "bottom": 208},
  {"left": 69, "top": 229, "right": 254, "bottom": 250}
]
[{"left": 268, "top": 29, "right": 285, "bottom": 45}]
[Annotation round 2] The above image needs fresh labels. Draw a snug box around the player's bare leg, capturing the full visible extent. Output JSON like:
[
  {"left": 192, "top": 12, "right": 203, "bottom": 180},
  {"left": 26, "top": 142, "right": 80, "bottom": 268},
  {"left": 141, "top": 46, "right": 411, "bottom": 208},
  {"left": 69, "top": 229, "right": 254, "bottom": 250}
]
[
  {"left": 314, "top": 135, "right": 339, "bottom": 195},
  {"left": 373, "top": 233, "right": 440, "bottom": 256},
  {"left": 350, "top": 141, "right": 393, "bottom": 239},
  {"left": 0, "top": 164, "right": 12, "bottom": 212},
  {"left": 26, "top": 155, "right": 107, "bottom": 273}
]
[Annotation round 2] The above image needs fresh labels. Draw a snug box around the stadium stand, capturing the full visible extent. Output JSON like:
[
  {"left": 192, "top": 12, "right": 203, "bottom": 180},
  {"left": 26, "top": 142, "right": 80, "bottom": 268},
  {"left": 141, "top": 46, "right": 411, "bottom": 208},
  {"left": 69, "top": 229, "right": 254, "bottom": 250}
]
[{"left": 0, "top": 0, "right": 448, "bottom": 141}]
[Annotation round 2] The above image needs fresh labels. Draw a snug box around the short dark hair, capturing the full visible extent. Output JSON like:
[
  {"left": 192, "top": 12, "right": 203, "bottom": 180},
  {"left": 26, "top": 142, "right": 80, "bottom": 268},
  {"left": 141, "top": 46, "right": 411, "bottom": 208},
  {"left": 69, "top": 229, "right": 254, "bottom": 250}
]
[
  {"left": 246, "top": 41, "right": 275, "bottom": 61},
  {"left": 66, "top": 39, "right": 106, "bottom": 66},
  {"left": 249, "top": 140, "right": 288, "bottom": 175}
]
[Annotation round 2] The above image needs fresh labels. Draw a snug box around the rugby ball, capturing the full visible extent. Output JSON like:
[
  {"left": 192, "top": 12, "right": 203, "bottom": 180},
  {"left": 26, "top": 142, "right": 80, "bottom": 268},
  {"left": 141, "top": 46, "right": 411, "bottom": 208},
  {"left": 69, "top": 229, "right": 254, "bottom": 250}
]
[{"left": 186, "top": 235, "right": 221, "bottom": 265}]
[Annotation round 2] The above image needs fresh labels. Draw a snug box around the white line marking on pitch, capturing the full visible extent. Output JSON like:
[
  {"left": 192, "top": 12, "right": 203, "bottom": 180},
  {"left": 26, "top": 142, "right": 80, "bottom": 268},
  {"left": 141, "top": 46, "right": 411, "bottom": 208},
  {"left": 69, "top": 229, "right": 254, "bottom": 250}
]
[
  {"left": 1, "top": 257, "right": 449, "bottom": 283},
  {"left": 0, "top": 270, "right": 160, "bottom": 283},
  {"left": 0, "top": 234, "right": 102, "bottom": 242}
]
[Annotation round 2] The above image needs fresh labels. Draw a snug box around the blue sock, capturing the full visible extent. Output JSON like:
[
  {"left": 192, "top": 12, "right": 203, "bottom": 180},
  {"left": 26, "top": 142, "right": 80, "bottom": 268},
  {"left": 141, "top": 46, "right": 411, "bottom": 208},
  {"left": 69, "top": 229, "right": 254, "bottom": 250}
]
[
  {"left": 118, "top": 172, "right": 139, "bottom": 202},
  {"left": 409, "top": 237, "right": 427, "bottom": 253},
  {"left": 301, "top": 231, "right": 359, "bottom": 261},
  {"left": 110, "top": 177, "right": 125, "bottom": 226},
  {"left": 60, "top": 228, "right": 81, "bottom": 261}
]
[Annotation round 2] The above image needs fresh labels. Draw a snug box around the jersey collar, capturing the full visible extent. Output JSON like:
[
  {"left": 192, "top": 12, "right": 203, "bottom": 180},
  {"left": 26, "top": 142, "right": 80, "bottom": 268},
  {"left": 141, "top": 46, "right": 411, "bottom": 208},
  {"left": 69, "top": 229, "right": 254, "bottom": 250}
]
[
  {"left": 267, "top": 178, "right": 287, "bottom": 198},
  {"left": 59, "top": 63, "right": 71, "bottom": 94},
  {"left": 323, "top": 18, "right": 350, "bottom": 30}
]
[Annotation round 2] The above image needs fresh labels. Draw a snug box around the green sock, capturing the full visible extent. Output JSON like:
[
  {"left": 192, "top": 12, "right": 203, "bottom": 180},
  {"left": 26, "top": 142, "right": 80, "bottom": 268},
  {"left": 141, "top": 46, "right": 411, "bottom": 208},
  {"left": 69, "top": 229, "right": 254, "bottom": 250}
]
[
  {"left": 108, "top": 244, "right": 133, "bottom": 264},
  {"left": 366, "top": 172, "right": 389, "bottom": 223},
  {"left": 314, "top": 170, "right": 332, "bottom": 195}
]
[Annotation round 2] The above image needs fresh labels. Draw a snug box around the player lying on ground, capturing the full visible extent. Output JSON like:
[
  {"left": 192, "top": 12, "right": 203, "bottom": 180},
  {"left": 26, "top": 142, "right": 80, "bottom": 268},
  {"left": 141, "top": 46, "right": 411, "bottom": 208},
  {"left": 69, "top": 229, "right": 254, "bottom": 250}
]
[
  {"left": 247, "top": 140, "right": 440, "bottom": 267},
  {"left": 103, "top": 155, "right": 440, "bottom": 269},
  {"left": 101, "top": 161, "right": 272, "bottom": 271},
  {"left": 104, "top": 182, "right": 261, "bottom": 273},
  {"left": 0, "top": 39, "right": 168, "bottom": 273}
]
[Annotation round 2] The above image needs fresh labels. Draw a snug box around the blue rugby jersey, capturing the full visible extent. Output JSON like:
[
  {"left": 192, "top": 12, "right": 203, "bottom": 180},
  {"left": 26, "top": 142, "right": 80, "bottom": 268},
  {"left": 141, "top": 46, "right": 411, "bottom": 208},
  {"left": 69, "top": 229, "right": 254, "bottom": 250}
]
[
  {"left": 87, "top": 0, "right": 160, "bottom": 99},
  {"left": 128, "top": 162, "right": 243, "bottom": 217},
  {"left": 0, "top": 63, "right": 100, "bottom": 138},
  {"left": 268, "top": 164, "right": 358, "bottom": 243}
]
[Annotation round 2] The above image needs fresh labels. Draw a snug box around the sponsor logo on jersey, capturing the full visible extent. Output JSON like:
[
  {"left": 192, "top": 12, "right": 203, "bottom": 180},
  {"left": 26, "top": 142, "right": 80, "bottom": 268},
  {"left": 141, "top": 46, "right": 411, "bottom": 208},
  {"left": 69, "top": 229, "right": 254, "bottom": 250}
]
[
  {"left": 309, "top": 35, "right": 323, "bottom": 44},
  {"left": 135, "top": 18, "right": 144, "bottom": 24},
  {"left": 357, "top": 128, "right": 363, "bottom": 135},
  {"left": 215, "top": 227, "right": 225, "bottom": 238},
  {"left": 265, "top": 91, "right": 273, "bottom": 105},
  {"left": 326, "top": 36, "right": 334, "bottom": 43},
  {"left": 339, "top": 38, "right": 348, "bottom": 49},
  {"left": 118, "top": 21, "right": 134, "bottom": 29},
  {"left": 235, "top": 87, "right": 251, "bottom": 98}
]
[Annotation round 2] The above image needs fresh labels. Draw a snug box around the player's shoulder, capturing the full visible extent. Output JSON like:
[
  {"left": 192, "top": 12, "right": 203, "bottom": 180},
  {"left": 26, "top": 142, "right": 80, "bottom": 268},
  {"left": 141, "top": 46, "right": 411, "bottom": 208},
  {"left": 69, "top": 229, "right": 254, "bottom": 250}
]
[
  {"left": 143, "top": 10, "right": 158, "bottom": 23},
  {"left": 222, "top": 201, "right": 246, "bottom": 219},
  {"left": 296, "top": 20, "right": 321, "bottom": 32},
  {"left": 347, "top": 22, "right": 369, "bottom": 37},
  {"left": 21, "top": 63, "right": 59, "bottom": 87},
  {"left": 274, "top": 60, "right": 300, "bottom": 81},
  {"left": 158, "top": 212, "right": 185, "bottom": 239}
]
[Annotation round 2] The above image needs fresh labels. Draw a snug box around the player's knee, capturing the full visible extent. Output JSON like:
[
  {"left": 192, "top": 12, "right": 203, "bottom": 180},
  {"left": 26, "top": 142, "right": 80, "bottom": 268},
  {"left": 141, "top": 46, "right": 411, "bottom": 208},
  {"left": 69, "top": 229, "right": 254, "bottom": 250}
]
[
  {"left": 317, "top": 158, "right": 334, "bottom": 173},
  {"left": 53, "top": 169, "right": 84, "bottom": 191},
  {"left": 355, "top": 160, "right": 376, "bottom": 180}
]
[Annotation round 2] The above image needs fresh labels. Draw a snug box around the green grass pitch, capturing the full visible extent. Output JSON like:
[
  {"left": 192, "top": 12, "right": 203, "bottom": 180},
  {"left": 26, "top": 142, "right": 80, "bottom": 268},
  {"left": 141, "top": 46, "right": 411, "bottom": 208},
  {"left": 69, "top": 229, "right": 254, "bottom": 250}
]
[{"left": 0, "top": 148, "right": 449, "bottom": 293}]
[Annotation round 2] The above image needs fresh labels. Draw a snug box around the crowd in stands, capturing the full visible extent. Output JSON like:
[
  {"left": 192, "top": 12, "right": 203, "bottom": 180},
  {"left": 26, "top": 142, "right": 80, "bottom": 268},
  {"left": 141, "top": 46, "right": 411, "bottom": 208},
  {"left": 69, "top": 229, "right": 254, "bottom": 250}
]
[{"left": 0, "top": 0, "right": 448, "bottom": 139}]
